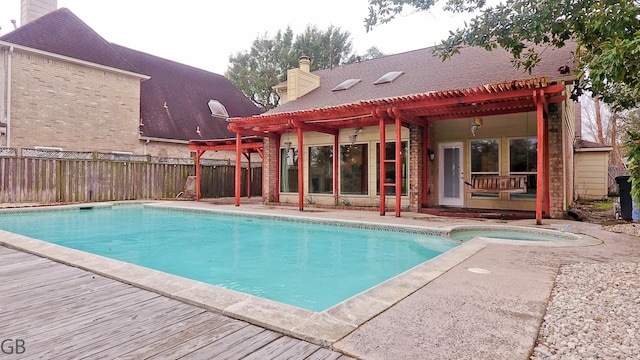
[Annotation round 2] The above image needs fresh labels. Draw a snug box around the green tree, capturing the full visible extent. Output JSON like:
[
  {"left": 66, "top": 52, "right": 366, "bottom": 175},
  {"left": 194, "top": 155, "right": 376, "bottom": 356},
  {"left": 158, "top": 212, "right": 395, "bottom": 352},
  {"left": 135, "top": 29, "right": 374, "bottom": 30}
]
[
  {"left": 226, "top": 27, "right": 297, "bottom": 111},
  {"left": 346, "top": 46, "right": 386, "bottom": 64},
  {"left": 364, "top": 0, "right": 640, "bottom": 111},
  {"left": 226, "top": 25, "right": 354, "bottom": 110},
  {"left": 624, "top": 131, "right": 640, "bottom": 205},
  {"left": 620, "top": 110, "right": 640, "bottom": 141},
  {"left": 293, "top": 25, "right": 353, "bottom": 70}
]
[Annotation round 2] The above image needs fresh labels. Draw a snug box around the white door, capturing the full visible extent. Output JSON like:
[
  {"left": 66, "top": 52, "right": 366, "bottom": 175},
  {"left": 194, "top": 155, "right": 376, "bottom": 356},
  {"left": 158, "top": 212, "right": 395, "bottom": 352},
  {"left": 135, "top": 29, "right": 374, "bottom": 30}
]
[{"left": 438, "top": 142, "right": 464, "bottom": 206}]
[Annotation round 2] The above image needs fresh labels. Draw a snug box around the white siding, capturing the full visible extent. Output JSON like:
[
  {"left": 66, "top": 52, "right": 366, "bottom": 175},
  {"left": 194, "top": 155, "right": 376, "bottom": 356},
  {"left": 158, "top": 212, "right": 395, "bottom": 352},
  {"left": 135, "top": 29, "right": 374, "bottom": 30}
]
[{"left": 575, "top": 151, "right": 609, "bottom": 199}]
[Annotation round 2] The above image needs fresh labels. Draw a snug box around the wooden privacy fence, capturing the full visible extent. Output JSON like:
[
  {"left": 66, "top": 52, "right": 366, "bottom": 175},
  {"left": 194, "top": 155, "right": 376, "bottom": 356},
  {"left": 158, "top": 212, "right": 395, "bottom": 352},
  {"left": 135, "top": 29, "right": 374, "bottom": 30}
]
[
  {"left": 608, "top": 165, "right": 628, "bottom": 196},
  {"left": 199, "top": 164, "right": 262, "bottom": 199},
  {"left": 0, "top": 148, "right": 261, "bottom": 204}
]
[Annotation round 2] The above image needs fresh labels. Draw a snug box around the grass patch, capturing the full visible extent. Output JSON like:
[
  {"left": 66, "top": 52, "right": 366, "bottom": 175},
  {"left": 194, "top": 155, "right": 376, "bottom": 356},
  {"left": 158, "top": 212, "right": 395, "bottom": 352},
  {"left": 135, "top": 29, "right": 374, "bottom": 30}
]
[{"left": 591, "top": 199, "right": 614, "bottom": 212}]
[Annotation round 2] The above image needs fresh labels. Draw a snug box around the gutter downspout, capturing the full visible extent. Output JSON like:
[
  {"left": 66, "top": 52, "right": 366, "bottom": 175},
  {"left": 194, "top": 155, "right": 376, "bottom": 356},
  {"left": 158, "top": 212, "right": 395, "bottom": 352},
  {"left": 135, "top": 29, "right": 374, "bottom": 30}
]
[{"left": 5, "top": 46, "right": 12, "bottom": 148}]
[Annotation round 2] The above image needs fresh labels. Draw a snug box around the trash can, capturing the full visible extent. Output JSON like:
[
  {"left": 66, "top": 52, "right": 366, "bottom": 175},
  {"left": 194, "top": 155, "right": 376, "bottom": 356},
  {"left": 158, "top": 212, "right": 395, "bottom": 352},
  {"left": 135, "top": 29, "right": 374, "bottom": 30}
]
[{"left": 616, "top": 176, "right": 633, "bottom": 221}]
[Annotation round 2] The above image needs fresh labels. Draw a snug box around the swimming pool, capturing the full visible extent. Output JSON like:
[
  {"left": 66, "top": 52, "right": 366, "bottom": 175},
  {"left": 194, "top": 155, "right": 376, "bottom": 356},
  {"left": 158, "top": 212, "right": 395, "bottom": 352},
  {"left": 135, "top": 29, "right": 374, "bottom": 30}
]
[
  {"left": 0, "top": 204, "right": 457, "bottom": 312},
  {"left": 0, "top": 201, "right": 596, "bottom": 345}
]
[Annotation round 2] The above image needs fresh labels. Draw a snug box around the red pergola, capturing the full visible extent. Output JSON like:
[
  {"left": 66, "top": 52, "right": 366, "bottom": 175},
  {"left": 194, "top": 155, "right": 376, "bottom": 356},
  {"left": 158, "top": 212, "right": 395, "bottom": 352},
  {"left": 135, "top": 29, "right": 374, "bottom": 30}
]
[
  {"left": 188, "top": 136, "right": 264, "bottom": 202},
  {"left": 198, "top": 77, "right": 566, "bottom": 225}
]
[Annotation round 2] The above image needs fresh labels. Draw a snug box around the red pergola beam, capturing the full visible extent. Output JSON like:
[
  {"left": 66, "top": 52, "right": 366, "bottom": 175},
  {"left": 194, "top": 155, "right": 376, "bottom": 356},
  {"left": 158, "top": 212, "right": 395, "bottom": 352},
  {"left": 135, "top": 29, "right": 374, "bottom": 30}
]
[
  {"left": 227, "top": 123, "right": 268, "bottom": 137},
  {"left": 425, "top": 105, "right": 538, "bottom": 121},
  {"left": 189, "top": 143, "right": 263, "bottom": 152},
  {"left": 302, "top": 116, "right": 380, "bottom": 129},
  {"left": 389, "top": 107, "right": 428, "bottom": 128},
  {"left": 289, "top": 119, "right": 339, "bottom": 136},
  {"left": 395, "top": 83, "right": 564, "bottom": 112},
  {"left": 229, "top": 86, "right": 565, "bottom": 134}
]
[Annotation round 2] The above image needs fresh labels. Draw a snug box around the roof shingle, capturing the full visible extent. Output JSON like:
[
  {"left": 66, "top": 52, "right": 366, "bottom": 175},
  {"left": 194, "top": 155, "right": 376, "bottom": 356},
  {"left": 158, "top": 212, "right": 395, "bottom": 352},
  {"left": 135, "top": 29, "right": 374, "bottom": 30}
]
[
  {"left": 0, "top": 8, "right": 140, "bottom": 74},
  {"left": 269, "top": 43, "right": 577, "bottom": 115},
  {"left": 113, "top": 44, "right": 262, "bottom": 141}
]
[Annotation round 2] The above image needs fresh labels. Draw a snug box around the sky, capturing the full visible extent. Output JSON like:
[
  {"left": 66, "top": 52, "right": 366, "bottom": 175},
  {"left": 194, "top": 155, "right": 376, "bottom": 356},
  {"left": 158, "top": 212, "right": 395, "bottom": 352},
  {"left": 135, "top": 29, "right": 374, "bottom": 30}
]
[{"left": 0, "top": 0, "right": 480, "bottom": 75}]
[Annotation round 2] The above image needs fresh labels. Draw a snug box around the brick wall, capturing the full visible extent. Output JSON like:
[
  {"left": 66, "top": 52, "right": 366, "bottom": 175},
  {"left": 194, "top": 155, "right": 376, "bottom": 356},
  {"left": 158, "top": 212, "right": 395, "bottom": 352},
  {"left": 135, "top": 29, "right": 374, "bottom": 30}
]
[
  {"left": 548, "top": 103, "right": 566, "bottom": 218},
  {"left": 4, "top": 49, "right": 244, "bottom": 161},
  {"left": 408, "top": 124, "right": 423, "bottom": 211},
  {"left": 426, "top": 122, "right": 436, "bottom": 206},
  {"left": 262, "top": 136, "right": 277, "bottom": 202},
  {"left": 9, "top": 50, "right": 141, "bottom": 153}
]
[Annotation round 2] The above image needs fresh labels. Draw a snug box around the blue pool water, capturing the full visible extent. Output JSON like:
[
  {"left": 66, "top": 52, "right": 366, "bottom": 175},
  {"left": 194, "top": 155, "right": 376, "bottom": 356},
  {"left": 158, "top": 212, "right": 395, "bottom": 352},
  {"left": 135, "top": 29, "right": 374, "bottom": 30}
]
[
  {"left": 0, "top": 205, "right": 457, "bottom": 311},
  {"left": 449, "top": 228, "right": 574, "bottom": 242}
]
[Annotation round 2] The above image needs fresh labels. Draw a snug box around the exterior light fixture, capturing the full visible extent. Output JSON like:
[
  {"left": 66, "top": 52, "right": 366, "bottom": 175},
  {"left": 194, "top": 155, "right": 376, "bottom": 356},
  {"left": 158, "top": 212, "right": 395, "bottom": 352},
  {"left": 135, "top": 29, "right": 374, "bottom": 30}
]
[
  {"left": 427, "top": 148, "right": 436, "bottom": 161},
  {"left": 283, "top": 131, "right": 292, "bottom": 151},
  {"left": 471, "top": 118, "right": 483, "bottom": 136},
  {"left": 349, "top": 127, "right": 363, "bottom": 144}
]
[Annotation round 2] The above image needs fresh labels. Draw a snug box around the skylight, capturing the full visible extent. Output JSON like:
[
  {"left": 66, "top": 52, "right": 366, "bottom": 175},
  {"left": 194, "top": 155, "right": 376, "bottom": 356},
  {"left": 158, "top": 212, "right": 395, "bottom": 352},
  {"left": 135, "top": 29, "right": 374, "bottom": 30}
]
[
  {"left": 374, "top": 71, "right": 404, "bottom": 85},
  {"left": 208, "top": 99, "right": 229, "bottom": 118},
  {"left": 331, "top": 79, "right": 361, "bottom": 92}
]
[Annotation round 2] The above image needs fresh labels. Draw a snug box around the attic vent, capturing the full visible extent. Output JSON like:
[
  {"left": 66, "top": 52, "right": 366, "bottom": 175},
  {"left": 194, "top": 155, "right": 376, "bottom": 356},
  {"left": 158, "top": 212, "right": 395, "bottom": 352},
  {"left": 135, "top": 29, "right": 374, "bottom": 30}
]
[
  {"left": 332, "top": 79, "right": 361, "bottom": 92},
  {"left": 374, "top": 71, "right": 404, "bottom": 85},
  {"left": 208, "top": 99, "right": 229, "bottom": 118}
]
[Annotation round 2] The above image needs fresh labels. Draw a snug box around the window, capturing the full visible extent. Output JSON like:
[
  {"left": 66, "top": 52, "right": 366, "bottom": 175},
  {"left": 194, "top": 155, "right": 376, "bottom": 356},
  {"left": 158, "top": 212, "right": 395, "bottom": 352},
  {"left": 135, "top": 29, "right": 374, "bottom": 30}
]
[
  {"left": 470, "top": 139, "right": 500, "bottom": 197},
  {"left": 509, "top": 137, "right": 537, "bottom": 199},
  {"left": 280, "top": 147, "right": 298, "bottom": 192},
  {"left": 376, "top": 141, "right": 408, "bottom": 196},
  {"left": 207, "top": 99, "right": 229, "bottom": 118},
  {"left": 340, "top": 144, "right": 368, "bottom": 195},
  {"left": 374, "top": 71, "right": 403, "bottom": 85},
  {"left": 331, "top": 79, "right": 361, "bottom": 92},
  {"left": 308, "top": 146, "right": 333, "bottom": 194}
]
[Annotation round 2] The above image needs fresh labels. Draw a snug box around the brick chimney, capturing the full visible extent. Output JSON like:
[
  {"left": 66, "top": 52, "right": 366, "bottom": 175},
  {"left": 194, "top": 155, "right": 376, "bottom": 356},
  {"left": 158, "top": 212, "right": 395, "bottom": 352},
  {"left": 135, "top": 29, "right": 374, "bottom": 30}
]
[{"left": 21, "top": 0, "right": 57, "bottom": 26}]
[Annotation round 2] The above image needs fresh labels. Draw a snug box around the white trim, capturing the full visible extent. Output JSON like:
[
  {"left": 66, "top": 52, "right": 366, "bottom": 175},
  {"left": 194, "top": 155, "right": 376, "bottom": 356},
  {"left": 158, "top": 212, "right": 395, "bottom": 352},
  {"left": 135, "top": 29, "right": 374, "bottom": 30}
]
[
  {"left": 0, "top": 41, "right": 150, "bottom": 80},
  {"left": 138, "top": 136, "right": 188, "bottom": 144},
  {"left": 34, "top": 146, "right": 62, "bottom": 151},
  {"left": 575, "top": 147, "right": 613, "bottom": 152}
]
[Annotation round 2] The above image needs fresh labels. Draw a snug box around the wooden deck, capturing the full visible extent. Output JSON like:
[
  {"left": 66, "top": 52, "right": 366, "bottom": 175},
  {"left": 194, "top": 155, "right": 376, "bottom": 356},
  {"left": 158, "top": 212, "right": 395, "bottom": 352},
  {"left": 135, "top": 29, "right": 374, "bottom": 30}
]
[{"left": 0, "top": 246, "right": 354, "bottom": 359}]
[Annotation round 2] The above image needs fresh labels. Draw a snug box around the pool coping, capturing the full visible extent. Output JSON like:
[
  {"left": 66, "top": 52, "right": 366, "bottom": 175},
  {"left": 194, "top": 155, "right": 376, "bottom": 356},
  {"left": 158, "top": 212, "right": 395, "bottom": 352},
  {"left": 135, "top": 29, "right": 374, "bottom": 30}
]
[{"left": 0, "top": 201, "right": 602, "bottom": 346}]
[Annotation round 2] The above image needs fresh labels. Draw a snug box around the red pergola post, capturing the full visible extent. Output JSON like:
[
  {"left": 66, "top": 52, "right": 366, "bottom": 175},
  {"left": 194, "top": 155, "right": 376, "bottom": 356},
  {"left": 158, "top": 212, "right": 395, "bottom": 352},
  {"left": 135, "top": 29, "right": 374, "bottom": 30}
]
[
  {"left": 297, "top": 127, "right": 304, "bottom": 211},
  {"left": 535, "top": 90, "right": 544, "bottom": 225},
  {"left": 379, "top": 115, "right": 386, "bottom": 216},
  {"left": 333, "top": 133, "right": 339, "bottom": 206},
  {"left": 234, "top": 132, "right": 242, "bottom": 206},
  {"left": 275, "top": 136, "right": 280, "bottom": 203},
  {"left": 394, "top": 115, "right": 402, "bottom": 217}
]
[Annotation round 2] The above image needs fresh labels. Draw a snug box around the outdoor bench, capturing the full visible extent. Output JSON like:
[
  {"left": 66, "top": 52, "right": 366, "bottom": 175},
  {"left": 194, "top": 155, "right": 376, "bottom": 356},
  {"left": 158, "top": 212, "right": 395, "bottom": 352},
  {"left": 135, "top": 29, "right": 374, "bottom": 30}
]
[{"left": 465, "top": 175, "right": 527, "bottom": 194}]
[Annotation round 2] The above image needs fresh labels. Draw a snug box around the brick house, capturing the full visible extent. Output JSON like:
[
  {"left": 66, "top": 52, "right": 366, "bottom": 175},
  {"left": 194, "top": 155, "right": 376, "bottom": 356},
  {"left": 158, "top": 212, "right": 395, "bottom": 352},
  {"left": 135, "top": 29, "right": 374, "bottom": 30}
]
[
  {"left": 227, "top": 45, "right": 581, "bottom": 223},
  {"left": 0, "top": 6, "right": 261, "bottom": 159}
]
